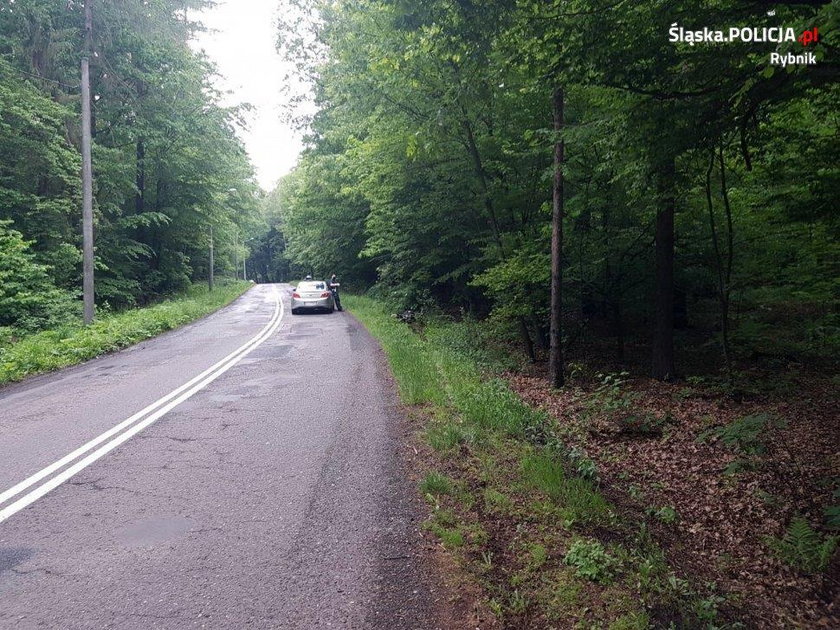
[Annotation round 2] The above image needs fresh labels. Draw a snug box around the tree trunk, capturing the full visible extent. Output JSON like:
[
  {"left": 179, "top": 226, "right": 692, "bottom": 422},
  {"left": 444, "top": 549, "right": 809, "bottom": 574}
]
[
  {"left": 550, "top": 87, "right": 565, "bottom": 388},
  {"left": 519, "top": 320, "right": 536, "bottom": 362},
  {"left": 135, "top": 138, "right": 145, "bottom": 215},
  {"left": 651, "top": 158, "right": 676, "bottom": 381},
  {"left": 718, "top": 145, "right": 735, "bottom": 387},
  {"left": 706, "top": 146, "right": 735, "bottom": 387}
]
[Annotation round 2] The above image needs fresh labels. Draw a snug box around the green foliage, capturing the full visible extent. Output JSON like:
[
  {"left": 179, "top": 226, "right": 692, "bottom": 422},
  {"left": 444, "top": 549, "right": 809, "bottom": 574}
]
[
  {"left": 563, "top": 539, "right": 617, "bottom": 583},
  {"left": 350, "top": 294, "right": 759, "bottom": 627},
  {"left": 567, "top": 446, "right": 598, "bottom": 482},
  {"left": 424, "top": 319, "right": 520, "bottom": 374},
  {"left": 508, "top": 589, "right": 529, "bottom": 615},
  {"left": 608, "top": 612, "right": 650, "bottom": 630},
  {"left": 269, "top": 0, "right": 838, "bottom": 383},
  {"left": 647, "top": 505, "right": 679, "bottom": 525},
  {"left": 0, "top": 221, "right": 77, "bottom": 331},
  {"left": 825, "top": 505, "right": 840, "bottom": 531},
  {"left": 698, "top": 413, "right": 787, "bottom": 456},
  {"left": 426, "top": 419, "right": 473, "bottom": 453},
  {"left": 766, "top": 517, "right": 838, "bottom": 574},
  {"left": 590, "top": 372, "right": 635, "bottom": 415},
  {"left": 586, "top": 372, "right": 670, "bottom": 437},
  {"left": 0, "top": 57, "right": 81, "bottom": 262},
  {"left": 348, "top": 294, "right": 611, "bottom": 525},
  {"left": 520, "top": 453, "right": 610, "bottom": 526},
  {"left": 423, "top": 508, "right": 465, "bottom": 548},
  {"left": 484, "top": 488, "right": 513, "bottom": 514}
]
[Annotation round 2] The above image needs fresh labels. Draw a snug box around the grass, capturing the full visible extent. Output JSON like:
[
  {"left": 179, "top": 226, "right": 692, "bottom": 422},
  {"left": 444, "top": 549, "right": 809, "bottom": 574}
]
[
  {"left": 419, "top": 471, "right": 455, "bottom": 496},
  {"left": 520, "top": 453, "right": 611, "bottom": 526},
  {"left": 0, "top": 280, "right": 251, "bottom": 385}
]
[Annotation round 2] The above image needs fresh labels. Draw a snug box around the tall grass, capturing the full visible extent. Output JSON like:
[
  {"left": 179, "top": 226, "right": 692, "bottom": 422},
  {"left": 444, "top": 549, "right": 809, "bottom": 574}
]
[
  {"left": 0, "top": 281, "right": 250, "bottom": 385},
  {"left": 345, "top": 295, "right": 545, "bottom": 437},
  {"left": 345, "top": 295, "right": 607, "bottom": 514},
  {"left": 342, "top": 296, "right": 443, "bottom": 405},
  {"left": 521, "top": 454, "right": 610, "bottom": 524}
]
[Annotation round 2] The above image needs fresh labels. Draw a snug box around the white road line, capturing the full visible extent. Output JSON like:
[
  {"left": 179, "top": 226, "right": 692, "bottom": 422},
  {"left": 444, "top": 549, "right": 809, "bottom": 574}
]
[
  {"left": 0, "top": 289, "right": 284, "bottom": 525},
  {"left": 0, "top": 290, "right": 281, "bottom": 509}
]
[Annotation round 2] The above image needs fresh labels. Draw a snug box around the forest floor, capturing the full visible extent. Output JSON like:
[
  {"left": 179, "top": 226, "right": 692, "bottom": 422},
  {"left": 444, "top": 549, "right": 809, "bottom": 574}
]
[{"left": 507, "top": 363, "right": 839, "bottom": 628}]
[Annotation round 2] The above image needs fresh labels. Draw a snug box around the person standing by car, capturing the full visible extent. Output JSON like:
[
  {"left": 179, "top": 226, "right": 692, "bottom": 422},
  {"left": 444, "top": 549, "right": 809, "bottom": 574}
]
[{"left": 329, "top": 274, "right": 342, "bottom": 311}]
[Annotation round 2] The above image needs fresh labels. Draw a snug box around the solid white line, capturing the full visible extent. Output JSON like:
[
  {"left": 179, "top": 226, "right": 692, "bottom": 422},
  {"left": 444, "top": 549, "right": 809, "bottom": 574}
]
[{"left": 0, "top": 289, "right": 284, "bottom": 524}]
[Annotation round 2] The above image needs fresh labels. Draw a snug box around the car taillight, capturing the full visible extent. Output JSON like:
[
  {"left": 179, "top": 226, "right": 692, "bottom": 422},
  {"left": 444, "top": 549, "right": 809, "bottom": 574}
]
[
  {"left": 292, "top": 292, "right": 301, "bottom": 298},
  {"left": 320, "top": 292, "right": 330, "bottom": 298}
]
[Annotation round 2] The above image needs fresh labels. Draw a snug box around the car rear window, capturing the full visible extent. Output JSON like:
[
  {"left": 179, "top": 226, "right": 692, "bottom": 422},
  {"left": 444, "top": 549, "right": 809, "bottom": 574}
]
[{"left": 298, "top": 281, "right": 326, "bottom": 291}]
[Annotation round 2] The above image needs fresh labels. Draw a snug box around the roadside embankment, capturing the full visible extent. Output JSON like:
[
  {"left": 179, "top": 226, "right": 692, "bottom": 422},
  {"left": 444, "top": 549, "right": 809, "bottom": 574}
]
[{"left": 0, "top": 281, "right": 250, "bottom": 385}]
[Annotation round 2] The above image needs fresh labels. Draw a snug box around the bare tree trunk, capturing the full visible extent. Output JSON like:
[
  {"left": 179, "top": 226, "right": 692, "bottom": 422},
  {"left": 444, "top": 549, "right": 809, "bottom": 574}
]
[
  {"left": 705, "top": 145, "right": 735, "bottom": 386},
  {"left": 550, "top": 87, "right": 565, "bottom": 388},
  {"left": 135, "top": 138, "right": 145, "bottom": 215},
  {"left": 719, "top": 144, "right": 735, "bottom": 386},
  {"left": 651, "top": 158, "right": 676, "bottom": 381}
]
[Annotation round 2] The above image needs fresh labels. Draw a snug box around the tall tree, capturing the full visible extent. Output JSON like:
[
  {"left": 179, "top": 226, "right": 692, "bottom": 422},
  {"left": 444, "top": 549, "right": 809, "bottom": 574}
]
[{"left": 549, "top": 86, "right": 564, "bottom": 388}]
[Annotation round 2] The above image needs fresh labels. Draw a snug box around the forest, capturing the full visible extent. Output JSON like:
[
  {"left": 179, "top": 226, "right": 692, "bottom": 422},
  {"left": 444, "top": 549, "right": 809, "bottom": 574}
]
[
  {"left": 262, "top": 0, "right": 838, "bottom": 387},
  {"left": 0, "top": 0, "right": 260, "bottom": 339}
]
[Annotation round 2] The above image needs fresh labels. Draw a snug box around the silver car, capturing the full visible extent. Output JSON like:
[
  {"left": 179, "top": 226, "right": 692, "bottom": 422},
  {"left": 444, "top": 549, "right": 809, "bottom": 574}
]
[{"left": 290, "top": 280, "right": 335, "bottom": 314}]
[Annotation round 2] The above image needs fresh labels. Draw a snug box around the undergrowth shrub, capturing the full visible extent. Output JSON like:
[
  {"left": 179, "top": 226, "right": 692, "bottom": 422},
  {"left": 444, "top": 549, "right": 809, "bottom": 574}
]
[
  {"left": 589, "top": 371, "right": 635, "bottom": 415},
  {"left": 564, "top": 538, "right": 617, "bottom": 583},
  {"left": 586, "top": 372, "right": 670, "bottom": 438},
  {"left": 647, "top": 505, "right": 679, "bottom": 525},
  {"left": 425, "top": 319, "right": 519, "bottom": 373},
  {"left": 766, "top": 516, "right": 838, "bottom": 574},
  {"left": 824, "top": 505, "right": 840, "bottom": 530}
]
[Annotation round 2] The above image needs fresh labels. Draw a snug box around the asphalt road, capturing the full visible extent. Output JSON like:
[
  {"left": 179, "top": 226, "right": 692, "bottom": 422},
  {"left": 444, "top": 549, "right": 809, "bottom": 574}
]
[{"left": 0, "top": 284, "right": 443, "bottom": 629}]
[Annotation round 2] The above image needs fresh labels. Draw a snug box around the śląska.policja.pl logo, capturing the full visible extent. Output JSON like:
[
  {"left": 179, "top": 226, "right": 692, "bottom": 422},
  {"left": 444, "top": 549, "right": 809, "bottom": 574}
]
[{"left": 668, "top": 24, "right": 821, "bottom": 67}]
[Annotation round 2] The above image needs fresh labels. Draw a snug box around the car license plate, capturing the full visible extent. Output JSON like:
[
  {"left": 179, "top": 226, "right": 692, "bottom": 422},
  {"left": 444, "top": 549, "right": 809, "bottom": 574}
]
[{"left": 305, "top": 301, "right": 314, "bottom": 306}]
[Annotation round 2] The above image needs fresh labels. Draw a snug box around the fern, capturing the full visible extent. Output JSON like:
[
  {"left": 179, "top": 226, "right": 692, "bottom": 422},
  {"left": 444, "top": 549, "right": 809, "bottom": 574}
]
[
  {"left": 767, "top": 517, "right": 838, "bottom": 574},
  {"left": 698, "top": 413, "right": 786, "bottom": 456}
]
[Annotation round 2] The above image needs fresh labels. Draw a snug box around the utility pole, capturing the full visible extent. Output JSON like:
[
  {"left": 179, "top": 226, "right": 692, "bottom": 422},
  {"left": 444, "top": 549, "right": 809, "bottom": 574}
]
[
  {"left": 81, "top": 0, "right": 95, "bottom": 324},
  {"left": 208, "top": 225, "right": 214, "bottom": 291}
]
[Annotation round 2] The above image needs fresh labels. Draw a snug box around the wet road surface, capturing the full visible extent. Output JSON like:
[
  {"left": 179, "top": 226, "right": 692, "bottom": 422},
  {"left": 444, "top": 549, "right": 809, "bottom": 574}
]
[{"left": 0, "top": 284, "right": 443, "bottom": 629}]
